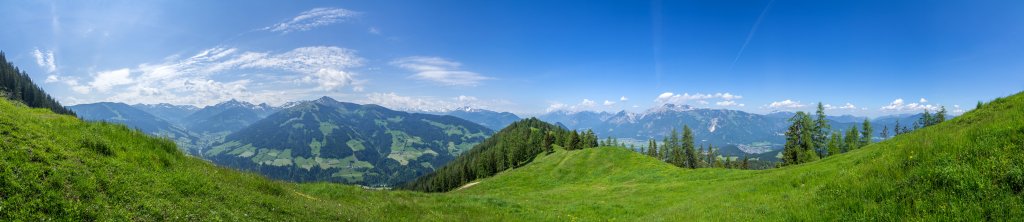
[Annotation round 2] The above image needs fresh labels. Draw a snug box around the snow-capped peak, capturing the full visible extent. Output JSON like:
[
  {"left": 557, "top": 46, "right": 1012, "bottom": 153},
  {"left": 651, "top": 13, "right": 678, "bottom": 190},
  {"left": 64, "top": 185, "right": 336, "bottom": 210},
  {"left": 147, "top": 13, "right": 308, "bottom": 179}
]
[{"left": 645, "top": 103, "right": 693, "bottom": 114}]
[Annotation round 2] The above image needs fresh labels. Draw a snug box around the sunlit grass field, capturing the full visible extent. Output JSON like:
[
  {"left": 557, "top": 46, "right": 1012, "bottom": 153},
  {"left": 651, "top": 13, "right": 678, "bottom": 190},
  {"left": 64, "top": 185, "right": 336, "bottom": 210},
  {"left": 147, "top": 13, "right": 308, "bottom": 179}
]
[{"left": 1, "top": 91, "right": 1022, "bottom": 220}]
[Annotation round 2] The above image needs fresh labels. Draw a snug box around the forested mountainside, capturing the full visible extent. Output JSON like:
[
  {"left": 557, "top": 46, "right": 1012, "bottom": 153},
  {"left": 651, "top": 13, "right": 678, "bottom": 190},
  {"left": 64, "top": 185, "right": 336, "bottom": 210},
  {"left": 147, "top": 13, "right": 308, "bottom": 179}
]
[{"left": 207, "top": 96, "right": 494, "bottom": 186}]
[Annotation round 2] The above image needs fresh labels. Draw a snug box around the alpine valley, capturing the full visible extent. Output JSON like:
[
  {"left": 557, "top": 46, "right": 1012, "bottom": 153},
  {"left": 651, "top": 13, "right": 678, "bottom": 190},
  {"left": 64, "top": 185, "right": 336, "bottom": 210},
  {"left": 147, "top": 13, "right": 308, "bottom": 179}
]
[
  {"left": 3, "top": 1, "right": 1019, "bottom": 220},
  {"left": 68, "top": 94, "right": 940, "bottom": 186}
]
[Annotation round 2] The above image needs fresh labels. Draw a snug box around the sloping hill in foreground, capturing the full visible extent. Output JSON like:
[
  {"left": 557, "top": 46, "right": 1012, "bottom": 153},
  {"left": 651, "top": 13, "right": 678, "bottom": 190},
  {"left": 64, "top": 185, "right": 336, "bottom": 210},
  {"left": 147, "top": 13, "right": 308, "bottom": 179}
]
[
  {"left": 452, "top": 93, "right": 1024, "bottom": 220},
  {"left": 2, "top": 91, "right": 1023, "bottom": 220}
]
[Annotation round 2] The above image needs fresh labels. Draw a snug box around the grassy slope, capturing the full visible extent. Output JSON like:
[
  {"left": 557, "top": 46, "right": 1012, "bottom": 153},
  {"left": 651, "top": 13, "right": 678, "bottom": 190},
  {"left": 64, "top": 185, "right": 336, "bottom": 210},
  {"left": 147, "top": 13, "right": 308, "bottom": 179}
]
[
  {"left": 0, "top": 99, "right": 490, "bottom": 221},
  {"left": 2, "top": 92, "right": 1023, "bottom": 220},
  {"left": 454, "top": 93, "right": 1024, "bottom": 220}
]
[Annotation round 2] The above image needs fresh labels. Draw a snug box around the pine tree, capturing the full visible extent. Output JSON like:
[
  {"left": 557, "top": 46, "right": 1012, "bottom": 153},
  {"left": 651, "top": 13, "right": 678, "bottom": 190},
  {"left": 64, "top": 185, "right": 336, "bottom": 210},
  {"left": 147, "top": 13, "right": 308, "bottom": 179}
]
[
  {"left": 543, "top": 132, "right": 555, "bottom": 154},
  {"left": 569, "top": 130, "right": 581, "bottom": 150},
  {"left": 826, "top": 131, "right": 841, "bottom": 157},
  {"left": 844, "top": 126, "right": 859, "bottom": 152},
  {"left": 682, "top": 125, "right": 697, "bottom": 169},
  {"left": 660, "top": 137, "right": 670, "bottom": 161},
  {"left": 782, "top": 112, "right": 817, "bottom": 165},
  {"left": 860, "top": 118, "right": 872, "bottom": 147},
  {"left": 646, "top": 139, "right": 657, "bottom": 157},
  {"left": 894, "top": 119, "right": 902, "bottom": 135},
  {"left": 936, "top": 106, "right": 947, "bottom": 124},
  {"left": 920, "top": 110, "right": 933, "bottom": 127},
  {"left": 584, "top": 129, "right": 598, "bottom": 148},
  {"left": 669, "top": 128, "right": 680, "bottom": 165},
  {"left": 880, "top": 125, "right": 889, "bottom": 139},
  {"left": 813, "top": 102, "right": 830, "bottom": 150},
  {"left": 741, "top": 155, "right": 750, "bottom": 169}
]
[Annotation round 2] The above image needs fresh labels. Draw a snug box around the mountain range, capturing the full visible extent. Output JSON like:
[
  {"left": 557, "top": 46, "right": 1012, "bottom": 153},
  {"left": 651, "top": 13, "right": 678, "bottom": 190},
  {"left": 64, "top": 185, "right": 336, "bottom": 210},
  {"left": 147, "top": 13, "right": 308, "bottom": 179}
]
[
  {"left": 130, "top": 103, "right": 198, "bottom": 124},
  {"left": 69, "top": 97, "right": 939, "bottom": 180},
  {"left": 424, "top": 106, "right": 521, "bottom": 130},
  {"left": 536, "top": 104, "right": 942, "bottom": 160},
  {"left": 68, "top": 102, "right": 199, "bottom": 154},
  {"left": 206, "top": 96, "right": 493, "bottom": 186}
]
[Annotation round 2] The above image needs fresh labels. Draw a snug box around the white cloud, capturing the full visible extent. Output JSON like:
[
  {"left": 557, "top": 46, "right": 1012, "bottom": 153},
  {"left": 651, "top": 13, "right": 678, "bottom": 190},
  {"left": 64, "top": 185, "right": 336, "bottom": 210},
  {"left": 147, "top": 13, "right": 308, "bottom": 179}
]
[
  {"left": 881, "top": 98, "right": 905, "bottom": 111},
  {"left": 620, "top": 96, "right": 629, "bottom": 101},
  {"left": 719, "top": 93, "right": 741, "bottom": 100},
  {"left": 306, "top": 68, "right": 357, "bottom": 91},
  {"left": 824, "top": 102, "right": 858, "bottom": 110},
  {"left": 839, "top": 102, "right": 857, "bottom": 110},
  {"left": 880, "top": 98, "right": 939, "bottom": 112},
  {"left": 545, "top": 103, "right": 568, "bottom": 113},
  {"left": 89, "top": 68, "right": 133, "bottom": 92},
  {"left": 73, "top": 46, "right": 365, "bottom": 107},
  {"left": 580, "top": 99, "right": 596, "bottom": 107},
  {"left": 32, "top": 48, "right": 56, "bottom": 73},
  {"left": 768, "top": 99, "right": 806, "bottom": 109},
  {"left": 905, "top": 103, "right": 938, "bottom": 112},
  {"left": 362, "top": 92, "right": 509, "bottom": 112},
  {"left": 392, "top": 56, "right": 491, "bottom": 86},
  {"left": 654, "top": 92, "right": 743, "bottom": 105},
  {"left": 546, "top": 99, "right": 598, "bottom": 113},
  {"left": 716, "top": 100, "right": 744, "bottom": 107},
  {"left": 265, "top": 8, "right": 360, "bottom": 33},
  {"left": 953, "top": 104, "right": 965, "bottom": 114},
  {"left": 456, "top": 95, "right": 478, "bottom": 102},
  {"left": 919, "top": 98, "right": 928, "bottom": 103},
  {"left": 369, "top": 27, "right": 381, "bottom": 35},
  {"left": 603, "top": 100, "right": 615, "bottom": 106}
]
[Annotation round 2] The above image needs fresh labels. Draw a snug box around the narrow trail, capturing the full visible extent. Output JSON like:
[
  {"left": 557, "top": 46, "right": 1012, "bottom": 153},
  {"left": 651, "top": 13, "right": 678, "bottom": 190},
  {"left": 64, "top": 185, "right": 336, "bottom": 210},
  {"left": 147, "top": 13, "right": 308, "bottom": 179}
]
[
  {"left": 456, "top": 181, "right": 481, "bottom": 191},
  {"left": 293, "top": 190, "right": 321, "bottom": 201}
]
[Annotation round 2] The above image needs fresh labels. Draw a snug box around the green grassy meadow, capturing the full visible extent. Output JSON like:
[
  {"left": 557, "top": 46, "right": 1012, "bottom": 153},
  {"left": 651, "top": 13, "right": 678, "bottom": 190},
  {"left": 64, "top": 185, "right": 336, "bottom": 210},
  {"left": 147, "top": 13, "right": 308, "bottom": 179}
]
[{"left": 2, "top": 92, "right": 1023, "bottom": 220}]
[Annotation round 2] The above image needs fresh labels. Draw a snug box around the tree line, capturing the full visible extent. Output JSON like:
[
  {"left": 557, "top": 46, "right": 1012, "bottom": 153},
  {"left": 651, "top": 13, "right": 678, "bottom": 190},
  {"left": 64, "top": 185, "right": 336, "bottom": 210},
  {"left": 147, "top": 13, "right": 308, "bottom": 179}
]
[
  {"left": 402, "top": 118, "right": 598, "bottom": 192},
  {"left": 636, "top": 125, "right": 772, "bottom": 170},
  {"left": 781, "top": 102, "right": 947, "bottom": 166},
  {"left": 0, "top": 51, "right": 76, "bottom": 116}
]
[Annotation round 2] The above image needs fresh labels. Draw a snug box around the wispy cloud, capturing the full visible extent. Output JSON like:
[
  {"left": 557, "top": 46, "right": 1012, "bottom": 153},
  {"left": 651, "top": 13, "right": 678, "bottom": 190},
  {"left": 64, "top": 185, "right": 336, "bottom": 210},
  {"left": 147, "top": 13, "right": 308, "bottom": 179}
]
[
  {"left": 32, "top": 48, "right": 56, "bottom": 73},
  {"left": 546, "top": 99, "right": 598, "bottom": 113},
  {"left": 89, "top": 68, "right": 133, "bottom": 92},
  {"left": 66, "top": 46, "right": 365, "bottom": 106},
  {"left": 823, "top": 102, "right": 858, "bottom": 110},
  {"left": 880, "top": 98, "right": 940, "bottom": 112},
  {"left": 767, "top": 99, "right": 805, "bottom": 109},
  {"left": 265, "top": 8, "right": 360, "bottom": 34},
  {"left": 362, "top": 92, "right": 511, "bottom": 112},
  {"left": 729, "top": 0, "right": 775, "bottom": 70},
  {"left": 654, "top": 92, "right": 742, "bottom": 105},
  {"left": 716, "top": 100, "right": 745, "bottom": 107},
  {"left": 392, "top": 56, "right": 491, "bottom": 86}
]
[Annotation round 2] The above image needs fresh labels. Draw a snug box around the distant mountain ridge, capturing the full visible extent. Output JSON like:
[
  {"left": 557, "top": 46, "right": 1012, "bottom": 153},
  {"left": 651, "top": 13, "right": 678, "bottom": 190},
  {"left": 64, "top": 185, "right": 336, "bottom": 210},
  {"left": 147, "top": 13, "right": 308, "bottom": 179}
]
[
  {"left": 181, "top": 99, "right": 279, "bottom": 134},
  {"left": 131, "top": 103, "right": 198, "bottom": 124},
  {"left": 538, "top": 104, "right": 950, "bottom": 159},
  {"left": 206, "top": 96, "right": 494, "bottom": 186},
  {"left": 68, "top": 102, "right": 199, "bottom": 154},
  {"left": 425, "top": 106, "right": 521, "bottom": 130}
]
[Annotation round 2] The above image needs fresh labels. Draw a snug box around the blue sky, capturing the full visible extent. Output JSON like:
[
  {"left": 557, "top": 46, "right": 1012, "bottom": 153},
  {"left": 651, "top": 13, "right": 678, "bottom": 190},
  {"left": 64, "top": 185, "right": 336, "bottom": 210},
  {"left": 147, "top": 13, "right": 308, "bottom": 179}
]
[{"left": 2, "top": 0, "right": 1022, "bottom": 117}]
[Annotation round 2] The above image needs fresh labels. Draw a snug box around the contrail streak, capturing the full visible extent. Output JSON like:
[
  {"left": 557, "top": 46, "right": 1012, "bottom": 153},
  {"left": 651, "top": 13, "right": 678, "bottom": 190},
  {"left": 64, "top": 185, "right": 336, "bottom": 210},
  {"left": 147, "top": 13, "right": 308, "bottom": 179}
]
[{"left": 730, "top": 0, "right": 775, "bottom": 71}]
